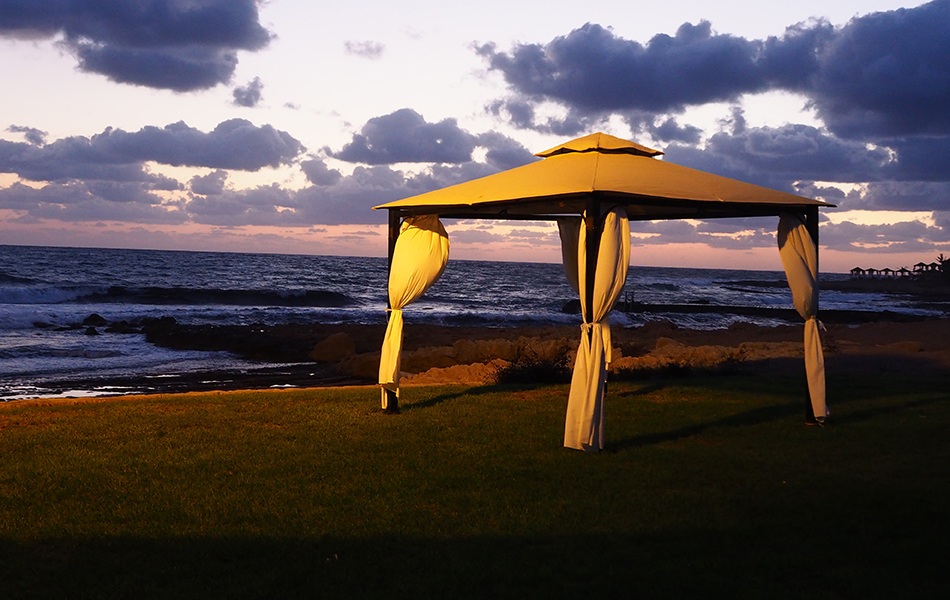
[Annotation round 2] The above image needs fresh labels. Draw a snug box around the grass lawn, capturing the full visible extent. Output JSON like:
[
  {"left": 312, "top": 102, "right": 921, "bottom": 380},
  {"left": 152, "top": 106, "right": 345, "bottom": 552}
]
[{"left": 1, "top": 367, "right": 948, "bottom": 599}]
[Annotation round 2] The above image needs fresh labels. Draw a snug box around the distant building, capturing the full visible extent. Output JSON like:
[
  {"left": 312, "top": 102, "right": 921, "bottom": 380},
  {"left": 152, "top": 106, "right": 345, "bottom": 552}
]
[{"left": 852, "top": 260, "right": 942, "bottom": 280}]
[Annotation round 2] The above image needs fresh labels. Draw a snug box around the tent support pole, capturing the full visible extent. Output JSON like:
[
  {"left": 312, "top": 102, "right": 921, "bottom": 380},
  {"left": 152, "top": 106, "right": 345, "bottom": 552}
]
[
  {"left": 584, "top": 197, "right": 603, "bottom": 341},
  {"left": 383, "top": 209, "right": 401, "bottom": 414},
  {"left": 804, "top": 206, "right": 820, "bottom": 423}
]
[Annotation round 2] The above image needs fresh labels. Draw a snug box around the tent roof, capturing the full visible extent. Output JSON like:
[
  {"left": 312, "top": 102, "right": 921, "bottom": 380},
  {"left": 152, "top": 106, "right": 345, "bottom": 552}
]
[{"left": 374, "top": 132, "right": 833, "bottom": 221}]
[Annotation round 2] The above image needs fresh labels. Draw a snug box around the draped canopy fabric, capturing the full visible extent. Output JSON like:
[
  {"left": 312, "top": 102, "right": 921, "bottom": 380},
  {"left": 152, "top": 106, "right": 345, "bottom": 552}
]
[
  {"left": 778, "top": 213, "right": 828, "bottom": 419},
  {"left": 378, "top": 215, "right": 449, "bottom": 409},
  {"left": 563, "top": 208, "right": 631, "bottom": 452}
]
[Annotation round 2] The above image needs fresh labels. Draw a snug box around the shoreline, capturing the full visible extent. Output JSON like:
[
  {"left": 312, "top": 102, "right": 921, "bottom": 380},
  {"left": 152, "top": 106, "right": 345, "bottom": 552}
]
[{"left": 6, "top": 314, "right": 948, "bottom": 403}]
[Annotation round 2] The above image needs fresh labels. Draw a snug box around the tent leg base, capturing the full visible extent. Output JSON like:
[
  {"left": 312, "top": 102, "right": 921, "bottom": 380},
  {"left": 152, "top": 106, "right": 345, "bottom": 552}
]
[
  {"left": 382, "top": 389, "right": 400, "bottom": 414},
  {"left": 803, "top": 390, "right": 820, "bottom": 425}
]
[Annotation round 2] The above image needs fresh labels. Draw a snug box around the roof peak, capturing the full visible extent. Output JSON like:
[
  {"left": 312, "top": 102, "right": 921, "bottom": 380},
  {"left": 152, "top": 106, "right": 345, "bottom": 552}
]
[{"left": 535, "top": 132, "right": 663, "bottom": 158}]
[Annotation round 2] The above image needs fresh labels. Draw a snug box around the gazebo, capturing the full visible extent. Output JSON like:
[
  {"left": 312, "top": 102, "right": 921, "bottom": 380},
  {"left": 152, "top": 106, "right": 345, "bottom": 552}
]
[{"left": 373, "top": 132, "right": 834, "bottom": 452}]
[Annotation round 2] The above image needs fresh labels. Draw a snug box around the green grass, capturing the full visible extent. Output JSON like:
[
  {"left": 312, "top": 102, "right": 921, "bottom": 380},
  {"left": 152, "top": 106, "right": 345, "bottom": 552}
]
[{"left": 1, "top": 369, "right": 948, "bottom": 599}]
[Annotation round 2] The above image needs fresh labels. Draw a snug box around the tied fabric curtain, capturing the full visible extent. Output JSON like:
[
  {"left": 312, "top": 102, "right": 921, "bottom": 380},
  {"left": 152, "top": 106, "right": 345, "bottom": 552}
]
[
  {"left": 563, "top": 208, "right": 630, "bottom": 452},
  {"left": 778, "top": 213, "right": 828, "bottom": 419},
  {"left": 378, "top": 214, "right": 449, "bottom": 409}
]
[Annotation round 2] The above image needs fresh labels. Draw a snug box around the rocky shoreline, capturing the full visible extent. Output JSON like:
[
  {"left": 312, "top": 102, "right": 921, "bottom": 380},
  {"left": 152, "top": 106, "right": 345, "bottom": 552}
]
[{"left": 22, "top": 307, "right": 950, "bottom": 399}]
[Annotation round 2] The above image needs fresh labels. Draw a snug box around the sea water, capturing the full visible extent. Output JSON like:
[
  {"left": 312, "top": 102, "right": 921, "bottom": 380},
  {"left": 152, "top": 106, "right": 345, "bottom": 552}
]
[{"left": 0, "top": 244, "right": 940, "bottom": 400}]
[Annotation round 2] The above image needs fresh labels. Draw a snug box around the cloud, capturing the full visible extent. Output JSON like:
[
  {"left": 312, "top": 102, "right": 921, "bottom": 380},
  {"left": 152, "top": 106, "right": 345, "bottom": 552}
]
[
  {"left": 662, "top": 118, "right": 895, "bottom": 188},
  {"left": 316, "top": 3, "right": 946, "bottom": 233},
  {"left": 330, "top": 109, "right": 478, "bottom": 164},
  {"left": 854, "top": 181, "right": 950, "bottom": 211},
  {"left": 0, "top": 138, "right": 174, "bottom": 183},
  {"left": 473, "top": 131, "right": 535, "bottom": 170},
  {"left": 0, "top": 110, "right": 528, "bottom": 228},
  {"left": 232, "top": 77, "right": 264, "bottom": 107},
  {"left": 477, "top": 21, "right": 800, "bottom": 115},
  {"left": 292, "top": 164, "right": 440, "bottom": 225},
  {"left": 344, "top": 40, "right": 385, "bottom": 59},
  {"left": 478, "top": 2, "right": 950, "bottom": 143},
  {"left": 329, "top": 108, "right": 536, "bottom": 169},
  {"left": 0, "top": 120, "right": 304, "bottom": 182},
  {"left": 186, "top": 183, "right": 295, "bottom": 226},
  {"left": 0, "top": 119, "right": 307, "bottom": 227},
  {"left": 0, "top": 181, "right": 187, "bottom": 224},
  {"left": 807, "top": 1, "right": 950, "bottom": 138},
  {"left": 0, "top": 0, "right": 272, "bottom": 91},
  {"left": 189, "top": 170, "right": 229, "bottom": 196},
  {"left": 97, "top": 119, "right": 305, "bottom": 170},
  {"left": 8, "top": 125, "right": 47, "bottom": 146},
  {"left": 645, "top": 116, "right": 703, "bottom": 144},
  {"left": 299, "top": 157, "right": 342, "bottom": 186},
  {"left": 820, "top": 219, "right": 947, "bottom": 255}
]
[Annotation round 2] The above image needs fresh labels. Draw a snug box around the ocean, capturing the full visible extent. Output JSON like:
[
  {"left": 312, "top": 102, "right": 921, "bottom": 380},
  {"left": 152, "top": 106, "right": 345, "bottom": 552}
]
[{"left": 1, "top": 244, "right": 943, "bottom": 401}]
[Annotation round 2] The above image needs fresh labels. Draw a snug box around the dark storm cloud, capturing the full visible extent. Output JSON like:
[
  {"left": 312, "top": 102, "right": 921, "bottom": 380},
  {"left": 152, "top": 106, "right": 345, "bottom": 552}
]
[
  {"left": 189, "top": 169, "right": 228, "bottom": 196},
  {"left": 477, "top": 20, "right": 829, "bottom": 115},
  {"left": 473, "top": 131, "right": 535, "bottom": 170},
  {"left": 807, "top": 1, "right": 950, "bottom": 138},
  {"left": 645, "top": 117, "right": 703, "bottom": 144},
  {"left": 820, "top": 219, "right": 946, "bottom": 254},
  {"left": 330, "top": 109, "right": 478, "bottom": 164},
  {"left": 300, "top": 158, "right": 343, "bottom": 186},
  {"left": 857, "top": 181, "right": 950, "bottom": 211},
  {"left": 474, "top": 1, "right": 949, "bottom": 230},
  {"left": 292, "top": 161, "right": 501, "bottom": 225},
  {"left": 232, "top": 77, "right": 264, "bottom": 107},
  {"left": 2, "top": 111, "right": 515, "bottom": 226},
  {"left": 0, "top": 138, "right": 173, "bottom": 183},
  {"left": 0, "top": 119, "right": 305, "bottom": 226},
  {"left": 878, "top": 136, "right": 950, "bottom": 182},
  {"left": 0, "top": 120, "right": 304, "bottom": 181},
  {"left": 330, "top": 109, "right": 535, "bottom": 169},
  {"left": 95, "top": 119, "right": 304, "bottom": 170},
  {"left": 0, "top": 0, "right": 272, "bottom": 91},
  {"left": 186, "top": 183, "right": 295, "bottom": 226},
  {"left": 0, "top": 181, "right": 187, "bottom": 224},
  {"left": 662, "top": 120, "right": 895, "bottom": 188},
  {"left": 479, "top": 1, "right": 949, "bottom": 141}
]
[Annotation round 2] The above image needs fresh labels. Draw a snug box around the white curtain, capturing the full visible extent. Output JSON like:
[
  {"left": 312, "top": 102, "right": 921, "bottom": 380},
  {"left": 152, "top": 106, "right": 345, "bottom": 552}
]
[
  {"left": 378, "top": 214, "right": 450, "bottom": 408},
  {"left": 563, "top": 208, "right": 630, "bottom": 452},
  {"left": 778, "top": 213, "right": 828, "bottom": 419}
]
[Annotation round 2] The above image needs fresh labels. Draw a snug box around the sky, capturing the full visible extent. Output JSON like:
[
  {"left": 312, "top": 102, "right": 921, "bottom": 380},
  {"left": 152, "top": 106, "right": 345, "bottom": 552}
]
[{"left": 1, "top": 0, "right": 948, "bottom": 273}]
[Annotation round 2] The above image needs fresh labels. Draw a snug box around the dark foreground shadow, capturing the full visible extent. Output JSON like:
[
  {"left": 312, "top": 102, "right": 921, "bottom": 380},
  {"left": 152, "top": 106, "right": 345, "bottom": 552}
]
[{"left": 3, "top": 526, "right": 947, "bottom": 600}]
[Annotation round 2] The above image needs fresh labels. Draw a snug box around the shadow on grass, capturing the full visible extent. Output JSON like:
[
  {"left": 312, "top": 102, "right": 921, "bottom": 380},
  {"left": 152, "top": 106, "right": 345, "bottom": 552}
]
[
  {"left": 831, "top": 395, "right": 948, "bottom": 426},
  {"left": 611, "top": 400, "right": 805, "bottom": 450},
  {"left": 400, "top": 384, "right": 505, "bottom": 411},
  {"left": 3, "top": 526, "right": 946, "bottom": 600},
  {"left": 607, "top": 364, "right": 947, "bottom": 450}
]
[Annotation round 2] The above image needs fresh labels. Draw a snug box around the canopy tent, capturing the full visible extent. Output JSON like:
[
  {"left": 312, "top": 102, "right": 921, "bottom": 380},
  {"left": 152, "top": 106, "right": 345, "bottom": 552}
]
[{"left": 374, "top": 132, "right": 834, "bottom": 449}]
